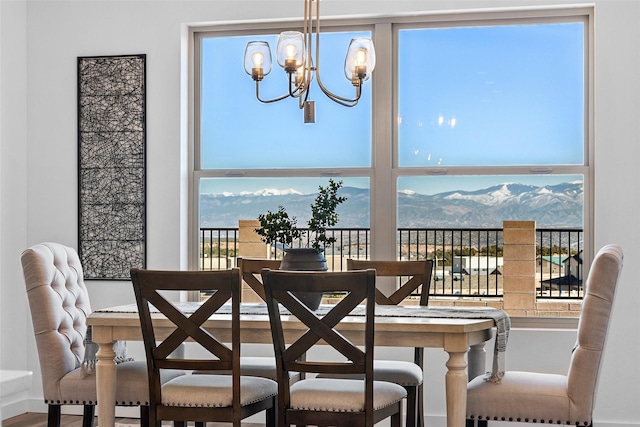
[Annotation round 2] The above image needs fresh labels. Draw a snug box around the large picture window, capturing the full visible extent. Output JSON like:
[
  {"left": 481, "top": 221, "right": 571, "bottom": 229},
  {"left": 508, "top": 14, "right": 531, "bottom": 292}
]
[{"left": 191, "top": 9, "right": 590, "bottom": 308}]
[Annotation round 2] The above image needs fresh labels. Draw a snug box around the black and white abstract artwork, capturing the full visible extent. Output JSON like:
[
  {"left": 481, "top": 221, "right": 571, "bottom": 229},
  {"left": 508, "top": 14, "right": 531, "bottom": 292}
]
[{"left": 78, "top": 54, "right": 146, "bottom": 280}]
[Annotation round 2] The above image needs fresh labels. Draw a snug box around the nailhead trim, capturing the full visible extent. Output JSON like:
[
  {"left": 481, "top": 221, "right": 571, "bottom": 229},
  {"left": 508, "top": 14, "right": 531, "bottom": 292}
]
[{"left": 466, "top": 415, "right": 591, "bottom": 425}]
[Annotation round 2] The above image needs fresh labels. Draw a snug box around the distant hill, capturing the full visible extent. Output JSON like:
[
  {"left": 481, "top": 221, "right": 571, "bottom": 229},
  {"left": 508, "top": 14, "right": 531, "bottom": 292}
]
[{"left": 199, "top": 182, "right": 583, "bottom": 229}]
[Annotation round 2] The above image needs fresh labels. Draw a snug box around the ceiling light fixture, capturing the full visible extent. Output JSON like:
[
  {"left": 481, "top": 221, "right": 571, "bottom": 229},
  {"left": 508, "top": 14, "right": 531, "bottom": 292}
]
[{"left": 243, "top": 0, "right": 376, "bottom": 123}]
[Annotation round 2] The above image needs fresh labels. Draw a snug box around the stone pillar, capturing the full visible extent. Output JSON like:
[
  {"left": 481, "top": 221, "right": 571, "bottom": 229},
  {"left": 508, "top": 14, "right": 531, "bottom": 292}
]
[
  {"left": 502, "top": 220, "right": 536, "bottom": 315},
  {"left": 238, "top": 220, "right": 267, "bottom": 302},
  {"left": 238, "top": 220, "right": 266, "bottom": 258}
]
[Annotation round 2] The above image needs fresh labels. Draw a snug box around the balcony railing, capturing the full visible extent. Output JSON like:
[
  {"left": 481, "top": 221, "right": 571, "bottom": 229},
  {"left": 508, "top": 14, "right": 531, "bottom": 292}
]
[
  {"left": 199, "top": 227, "right": 238, "bottom": 271},
  {"left": 398, "top": 228, "right": 503, "bottom": 298},
  {"left": 536, "top": 228, "right": 584, "bottom": 299},
  {"left": 199, "top": 227, "right": 583, "bottom": 300}
]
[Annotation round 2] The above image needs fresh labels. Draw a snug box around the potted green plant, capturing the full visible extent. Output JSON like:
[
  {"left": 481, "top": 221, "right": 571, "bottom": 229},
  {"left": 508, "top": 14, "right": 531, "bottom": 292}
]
[
  {"left": 255, "top": 178, "right": 347, "bottom": 255},
  {"left": 307, "top": 178, "right": 348, "bottom": 252},
  {"left": 255, "top": 179, "right": 347, "bottom": 309},
  {"left": 254, "top": 205, "right": 303, "bottom": 250}
]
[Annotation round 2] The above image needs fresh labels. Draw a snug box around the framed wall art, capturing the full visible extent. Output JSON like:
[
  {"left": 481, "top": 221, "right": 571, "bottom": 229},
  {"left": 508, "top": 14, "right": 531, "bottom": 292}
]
[{"left": 77, "top": 54, "right": 146, "bottom": 280}]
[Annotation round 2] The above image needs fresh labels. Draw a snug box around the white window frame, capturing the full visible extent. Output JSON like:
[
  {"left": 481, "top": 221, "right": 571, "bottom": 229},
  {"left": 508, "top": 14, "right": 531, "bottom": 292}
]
[{"left": 186, "top": 5, "right": 593, "bottom": 283}]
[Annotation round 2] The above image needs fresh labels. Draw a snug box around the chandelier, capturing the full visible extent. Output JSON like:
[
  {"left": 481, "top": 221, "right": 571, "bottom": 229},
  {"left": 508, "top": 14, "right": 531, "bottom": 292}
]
[{"left": 243, "top": 0, "right": 376, "bottom": 123}]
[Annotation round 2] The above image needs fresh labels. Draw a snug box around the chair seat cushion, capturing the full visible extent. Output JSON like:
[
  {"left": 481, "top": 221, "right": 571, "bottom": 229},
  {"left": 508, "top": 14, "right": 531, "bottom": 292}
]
[
  {"left": 58, "top": 360, "right": 184, "bottom": 406},
  {"left": 193, "top": 356, "right": 298, "bottom": 381},
  {"left": 289, "top": 378, "right": 406, "bottom": 412},
  {"left": 316, "top": 360, "right": 423, "bottom": 386},
  {"left": 162, "top": 374, "right": 277, "bottom": 407},
  {"left": 238, "top": 356, "right": 277, "bottom": 378},
  {"left": 467, "top": 371, "right": 572, "bottom": 424}
]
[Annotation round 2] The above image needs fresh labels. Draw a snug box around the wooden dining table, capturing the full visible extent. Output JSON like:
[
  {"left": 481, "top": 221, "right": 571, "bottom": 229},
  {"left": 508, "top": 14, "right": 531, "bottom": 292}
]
[{"left": 87, "top": 303, "right": 498, "bottom": 427}]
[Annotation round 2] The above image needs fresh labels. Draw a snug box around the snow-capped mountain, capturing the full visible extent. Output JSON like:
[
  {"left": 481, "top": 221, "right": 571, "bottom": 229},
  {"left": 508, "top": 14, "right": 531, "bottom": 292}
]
[{"left": 199, "top": 182, "right": 583, "bottom": 228}]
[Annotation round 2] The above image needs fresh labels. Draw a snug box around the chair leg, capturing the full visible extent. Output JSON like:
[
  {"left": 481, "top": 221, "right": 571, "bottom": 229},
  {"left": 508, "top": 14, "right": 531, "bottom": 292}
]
[
  {"left": 140, "top": 405, "right": 150, "bottom": 427},
  {"left": 195, "top": 422, "right": 206, "bottom": 427},
  {"left": 405, "top": 386, "right": 417, "bottom": 427},
  {"left": 47, "top": 404, "right": 61, "bottom": 427},
  {"left": 82, "top": 405, "right": 95, "bottom": 427},
  {"left": 265, "top": 405, "right": 276, "bottom": 427},
  {"left": 466, "top": 419, "right": 488, "bottom": 427},
  {"left": 173, "top": 422, "right": 186, "bottom": 427},
  {"left": 391, "top": 410, "right": 402, "bottom": 427},
  {"left": 417, "top": 383, "right": 425, "bottom": 427}
]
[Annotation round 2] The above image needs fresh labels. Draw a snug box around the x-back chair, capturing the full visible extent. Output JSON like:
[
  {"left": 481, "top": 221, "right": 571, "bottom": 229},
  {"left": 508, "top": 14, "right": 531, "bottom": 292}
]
[
  {"left": 262, "top": 268, "right": 406, "bottom": 427},
  {"left": 130, "top": 267, "right": 277, "bottom": 427}
]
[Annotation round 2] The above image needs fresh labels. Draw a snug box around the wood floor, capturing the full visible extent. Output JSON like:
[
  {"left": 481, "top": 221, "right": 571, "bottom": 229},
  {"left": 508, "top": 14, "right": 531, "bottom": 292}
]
[{"left": 3, "top": 413, "right": 264, "bottom": 427}]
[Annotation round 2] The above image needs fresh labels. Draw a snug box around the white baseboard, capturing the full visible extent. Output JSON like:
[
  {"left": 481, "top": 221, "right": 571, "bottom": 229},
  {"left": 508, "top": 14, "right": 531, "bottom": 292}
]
[
  {"left": 1, "top": 398, "right": 30, "bottom": 421},
  {"left": 0, "top": 370, "right": 34, "bottom": 421}
]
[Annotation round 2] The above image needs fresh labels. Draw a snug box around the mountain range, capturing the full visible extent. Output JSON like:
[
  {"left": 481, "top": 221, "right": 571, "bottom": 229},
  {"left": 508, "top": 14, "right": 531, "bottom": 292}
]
[{"left": 199, "top": 181, "right": 583, "bottom": 229}]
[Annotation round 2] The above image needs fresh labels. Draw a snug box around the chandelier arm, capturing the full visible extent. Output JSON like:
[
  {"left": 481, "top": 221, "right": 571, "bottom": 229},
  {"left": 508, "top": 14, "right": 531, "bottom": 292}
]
[
  {"left": 255, "top": 81, "right": 294, "bottom": 104},
  {"left": 299, "top": 81, "right": 313, "bottom": 109},
  {"left": 325, "top": 92, "right": 360, "bottom": 107},
  {"left": 316, "top": 77, "right": 363, "bottom": 104}
]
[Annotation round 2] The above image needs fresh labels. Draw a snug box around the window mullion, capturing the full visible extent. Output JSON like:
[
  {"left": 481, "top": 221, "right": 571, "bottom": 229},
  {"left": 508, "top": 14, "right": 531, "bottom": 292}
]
[{"left": 371, "top": 22, "right": 395, "bottom": 261}]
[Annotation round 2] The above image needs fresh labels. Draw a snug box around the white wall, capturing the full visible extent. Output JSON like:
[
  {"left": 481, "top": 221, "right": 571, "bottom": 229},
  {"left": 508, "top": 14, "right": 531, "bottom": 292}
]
[
  {"left": 0, "top": 0, "right": 30, "bottom": 419},
  {"left": 1, "top": 1, "right": 639, "bottom": 426}
]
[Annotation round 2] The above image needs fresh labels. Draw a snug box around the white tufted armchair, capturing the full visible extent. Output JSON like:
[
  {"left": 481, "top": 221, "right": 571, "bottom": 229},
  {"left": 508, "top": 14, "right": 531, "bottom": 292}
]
[
  {"left": 21, "top": 242, "right": 183, "bottom": 427},
  {"left": 466, "top": 244, "right": 623, "bottom": 427}
]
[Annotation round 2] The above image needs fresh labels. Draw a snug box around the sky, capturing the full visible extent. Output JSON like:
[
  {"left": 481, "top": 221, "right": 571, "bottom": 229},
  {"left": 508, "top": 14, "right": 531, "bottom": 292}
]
[
  {"left": 201, "top": 31, "right": 372, "bottom": 170},
  {"left": 397, "top": 23, "right": 584, "bottom": 167}
]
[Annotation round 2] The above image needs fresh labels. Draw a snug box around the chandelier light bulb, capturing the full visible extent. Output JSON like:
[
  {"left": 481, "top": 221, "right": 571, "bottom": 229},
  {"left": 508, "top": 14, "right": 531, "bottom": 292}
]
[
  {"left": 354, "top": 49, "right": 368, "bottom": 78},
  {"left": 345, "top": 38, "right": 375, "bottom": 83},
  {"left": 285, "top": 44, "right": 297, "bottom": 60},
  {"left": 293, "top": 64, "right": 305, "bottom": 86},
  {"left": 276, "top": 31, "right": 305, "bottom": 73},
  {"left": 252, "top": 51, "right": 264, "bottom": 67},
  {"left": 244, "top": 41, "right": 272, "bottom": 81}
]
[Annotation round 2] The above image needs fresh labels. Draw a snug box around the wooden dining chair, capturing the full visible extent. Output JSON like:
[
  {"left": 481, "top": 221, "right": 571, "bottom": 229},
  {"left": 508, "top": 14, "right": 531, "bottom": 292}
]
[
  {"left": 466, "top": 244, "right": 623, "bottom": 427},
  {"left": 196, "top": 257, "right": 292, "bottom": 382},
  {"left": 261, "top": 268, "right": 406, "bottom": 427},
  {"left": 238, "top": 257, "right": 281, "bottom": 302},
  {"left": 130, "top": 268, "right": 277, "bottom": 427},
  {"left": 318, "top": 258, "right": 433, "bottom": 427}
]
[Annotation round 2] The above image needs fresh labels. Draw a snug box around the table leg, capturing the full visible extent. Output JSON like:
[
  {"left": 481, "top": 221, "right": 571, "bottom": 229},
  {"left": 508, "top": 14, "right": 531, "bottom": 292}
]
[
  {"left": 95, "top": 337, "right": 117, "bottom": 427},
  {"left": 445, "top": 348, "right": 468, "bottom": 427}
]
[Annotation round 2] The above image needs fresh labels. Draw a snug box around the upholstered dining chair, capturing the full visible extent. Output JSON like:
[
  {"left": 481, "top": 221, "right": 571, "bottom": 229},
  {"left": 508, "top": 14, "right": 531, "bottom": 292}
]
[
  {"left": 318, "top": 258, "right": 433, "bottom": 427},
  {"left": 21, "top": 242, "right": 183, "bottom": 427},
  {"left": 466, "top": 244, "right": 623, "bottom": 427},
  {"left": 261, "top": 268, "right": 406, "bottom": 427},
  {"left": 130, "top": 267, "right": 277, "bottom": 427}
]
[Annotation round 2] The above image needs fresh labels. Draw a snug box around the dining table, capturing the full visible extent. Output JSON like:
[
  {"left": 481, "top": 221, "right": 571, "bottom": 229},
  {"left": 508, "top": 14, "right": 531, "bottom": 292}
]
[{"left": 87, "top": 303, "right": 507, "bottom": 427}]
